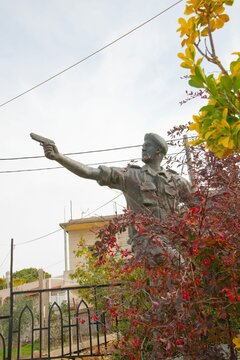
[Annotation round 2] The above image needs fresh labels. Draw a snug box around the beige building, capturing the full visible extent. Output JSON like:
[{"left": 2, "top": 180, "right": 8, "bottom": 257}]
[
  {"left": 0, "top": 275, "right": 65, "bottom": 305},
  {"left": 0, "top": 215, "right": 128, "bottom": 305},
  {"left": 60, "top": 215, "right": 129, "bottom": 273}
]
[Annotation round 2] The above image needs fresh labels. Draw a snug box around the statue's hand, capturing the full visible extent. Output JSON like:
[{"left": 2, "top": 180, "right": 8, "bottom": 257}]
[{"left": 43, "top": 143, "right": 60, "bottom": 161}]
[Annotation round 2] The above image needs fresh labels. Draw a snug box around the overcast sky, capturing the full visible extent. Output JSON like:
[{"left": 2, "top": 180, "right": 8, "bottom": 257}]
[{"left": 0, "top": 0, "right": 239, "bottom": 278}]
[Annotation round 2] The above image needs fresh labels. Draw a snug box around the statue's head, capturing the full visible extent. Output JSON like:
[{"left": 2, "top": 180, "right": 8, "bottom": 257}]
[{"left": 142, "top": 133, "right": 168, "bottom": 163}]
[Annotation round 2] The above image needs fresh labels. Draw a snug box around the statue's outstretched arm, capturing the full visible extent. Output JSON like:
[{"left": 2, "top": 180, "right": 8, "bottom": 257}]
[{"left": 30, "top": 133, "right": 100, "bottom": 180}]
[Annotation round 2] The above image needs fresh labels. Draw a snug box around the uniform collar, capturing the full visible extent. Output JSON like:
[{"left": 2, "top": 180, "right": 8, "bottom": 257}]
[{"left": 141, "top": 164, "right": 168, "bottom": 177}]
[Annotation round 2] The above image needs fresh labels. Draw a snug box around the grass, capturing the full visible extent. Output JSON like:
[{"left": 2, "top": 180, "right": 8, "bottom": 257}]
[{"left": 0, "top": 339, "right": 40, "bottom": 359}]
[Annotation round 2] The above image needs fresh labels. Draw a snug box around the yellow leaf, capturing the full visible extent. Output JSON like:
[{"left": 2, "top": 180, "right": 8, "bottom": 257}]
[
  {"left": 181, "top": 38, "right": 188, "bottom": 47},
  {"left": 219, "top": 14, "right": 229, "bottom": 22},
  {"left": 188, "top": 138, "right": 203, "bottom": 146},
  {"left": 219, "top": 136, "right": 230, "bottom": 147},
  {"left": 216, "top": 18, "right": 224, "bottom": 29},
  {"left": 196, "top": 57, "right": 203, "bottom": 66},
  {"left": 228, "top": 139, "right": 234, "bottom": 149},
  {"left": 215, "top": 5, "right": 225, "bottom": 15},
  {"left": 192, "top": 114, "right": 201, "bottom": 122},
  {"left": 232, "top": 335, "right": 240, "bottom": 349},
  {"left": 184, "top": 5, "right": 194, "bottom": 15},
  {"left": 185, "top": 45, "right": 193, "bottom": 57},
  {"left": 222, "top": 108, "right": 229, "bottom": 121},
  {"left": 205, "top": 130, "right": 216, "bottom": 140},
  {"left": 181, "top": 61, "right": 193, "bottom": 69},
  {"left": 221, "top": 118, "right": 230, "bottom": 129},
  {"left": 189, "top": 122, "right": 200, "bottom": 132},
  {"left": 177, "top": 52, "right": 186, "bottom": 60},
  {"left": 232, "top": 52, "right": 240, "bottom": 56},
  {"left": 232, "top": 62, "right": 240, "bottom": 77},
  {"left": 221, "top": 148, "right": 233, "bottom": 157},
  {"left": 201, "top": 27, "right": 209, "bottom": 36},
  {"left": 210, "top": 19, "right": 216, "bottom": 32},
  {"left": 177, "top": 18, "right": 188, "bottom": 37}
]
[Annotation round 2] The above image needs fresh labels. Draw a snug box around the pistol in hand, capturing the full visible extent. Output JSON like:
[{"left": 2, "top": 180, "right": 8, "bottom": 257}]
[
  {"left": 30, "top": 133, "right": 55, "bottom": 145},
  {"left": 30, "top": 133, "right": 59, "bottom": 160}
]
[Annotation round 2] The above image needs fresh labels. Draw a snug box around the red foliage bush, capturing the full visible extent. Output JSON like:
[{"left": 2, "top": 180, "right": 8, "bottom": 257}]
[{"left": 95, "top": 145, "right": 240, "bottom": 359}]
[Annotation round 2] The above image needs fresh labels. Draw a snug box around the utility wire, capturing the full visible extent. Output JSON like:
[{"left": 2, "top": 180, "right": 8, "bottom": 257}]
[
  {"left": 0, "top": 0, "right": 184, "bottom": 109},
  {"left": 83, "top": 193, "right": 123, "bottom": 218},
  {"left": 0, "top": 136, "right": 196, "bottom": 162},
  {"left": 0, "top": 250, "right": 11, "bottom": 272},
  {"left": 0, "top": 151, "right": 185, "bottom": 174},
  {"left": 16, "top": 229, "right": 62, "bottom": 246},
  {"left": 44, "top": 259, "right": 65, "bottom": 269},
  {"left": 0, "top": 145, "right": 141, "bottom": 161},
  {"left": 10, "top": 193, "right": 124, "bottom": 248},
  {"left": 0, "top": 158, "right": 141, "bottom": 174},
  {"left": 1, "top": 150, "right": 187, "bottom": 249}
]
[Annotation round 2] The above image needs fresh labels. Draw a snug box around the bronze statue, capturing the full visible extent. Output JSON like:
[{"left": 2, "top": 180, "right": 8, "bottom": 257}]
[{"left": 31, "top": 132, "right": 191, "bottom": 264}]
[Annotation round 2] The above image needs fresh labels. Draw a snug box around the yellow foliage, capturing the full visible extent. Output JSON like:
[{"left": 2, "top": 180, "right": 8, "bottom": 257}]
[
  {"left": 233, "top": 336, "right": 240, "bottom": 349},
  {"left": 201, "top": 27, "right": 209, "bottom": 36},
  {"left": 184, "top": 5, "right": 194, "bottom": 15},
  {"left": 219, "top": 136, "right": 231, "bottom": 147},
  {"left": 216, "top": 17, "right": 224, "bottom": 29},
  {"left": 177, "top": 0, "right": 238, "bottom": 158},
  {"left": 232, "top": 62, "right": 240, "bottom": 77},
  {"left": 219, "top": 13, "right": 229, "bottom": 22},
  {"left": 205, "top": 130, "right": 216, "bottom": 140},
  {"left": 189, "top": 122, "right": 200, "bottom": 132}
]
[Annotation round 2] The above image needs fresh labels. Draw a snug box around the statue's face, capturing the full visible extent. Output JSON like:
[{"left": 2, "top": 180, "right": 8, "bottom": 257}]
[{"left": 142, "top": 140, "right": 159, "bottom": 163}]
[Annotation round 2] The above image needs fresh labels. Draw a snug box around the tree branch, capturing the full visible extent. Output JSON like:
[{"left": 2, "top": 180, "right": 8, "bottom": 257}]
[{"left": 207, "top": 15, "right": 216, "bottom": 58}]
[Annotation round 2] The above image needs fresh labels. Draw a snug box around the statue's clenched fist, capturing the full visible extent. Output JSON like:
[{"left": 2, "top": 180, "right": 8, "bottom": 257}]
[{"left": 43, "top": 143, "right": 60, "bottom": 161}]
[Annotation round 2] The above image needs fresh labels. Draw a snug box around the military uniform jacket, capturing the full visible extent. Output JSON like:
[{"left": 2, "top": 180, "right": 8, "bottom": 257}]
[{"left": 97, "top": 164, "right": 191, "bottom": 220}]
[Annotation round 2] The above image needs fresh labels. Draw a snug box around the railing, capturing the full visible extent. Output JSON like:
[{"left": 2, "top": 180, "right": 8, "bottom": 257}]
[
  {"left": 0, "top": 283, "right": 121, "bottom": 360},
  {"left": 0, "top": 315, "right": 10, "bottom": 360}
]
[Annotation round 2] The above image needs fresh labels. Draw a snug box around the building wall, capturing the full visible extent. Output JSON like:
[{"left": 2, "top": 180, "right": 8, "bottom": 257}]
[
  {"left": 61, "top": 216, "right": 130, "bottom": 272},
  {"left": 0, "top": 277, "right": 64, "bottom": 304}
]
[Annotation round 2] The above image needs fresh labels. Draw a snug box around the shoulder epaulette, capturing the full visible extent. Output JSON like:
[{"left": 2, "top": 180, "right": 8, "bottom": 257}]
[
  {"left": 166, "top": 169, "right": 178, "bottom": 175},
  {"left": 128, "top": 164, "right": 141, "bottom": 169}
]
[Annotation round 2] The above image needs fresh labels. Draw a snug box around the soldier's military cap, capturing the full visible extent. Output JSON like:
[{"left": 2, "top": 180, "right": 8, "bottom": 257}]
[{"left": 144, "top": 133, "right": 168, "bottom": 155}]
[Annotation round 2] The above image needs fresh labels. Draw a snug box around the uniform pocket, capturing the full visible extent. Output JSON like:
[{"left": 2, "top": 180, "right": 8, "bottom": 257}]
[
  {"left": 164, "top": 185, "right": 176, "bottom": 197},
  {"left": 140, "top": 181, "right": 158, "bottom": 205}
]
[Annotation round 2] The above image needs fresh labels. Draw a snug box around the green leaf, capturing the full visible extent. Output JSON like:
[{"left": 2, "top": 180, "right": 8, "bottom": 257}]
[
  {"left": 200, "top": 105, "right": 215, "bottom": 113},
  {"left": 225, "top": 0, "right": 234, "bottom": 5},
  {"left": 215, "top": 97, "right": 229, "bottom": 107},
  {"left": 195, "top": 65, "right": 206, "bottom": 82},
  {"left": 205, "top": 75, "right": 218, "bottom": 96},
  {"left": 189, "top": 76, "right": 204, "bottom": 88},
  {"left": 233, "top": 78, "right": 240, "bottom": 93},
  {"left": 220, "top": 76, "right": 232, "bottom": 92}
]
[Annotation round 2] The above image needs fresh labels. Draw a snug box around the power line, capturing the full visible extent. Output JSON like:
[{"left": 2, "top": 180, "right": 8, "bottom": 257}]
[
  {"left": 0, "top": 150, "right": 186, "bottom": 174},
  {"left": 83, "top": 193, "right": 123, "bottom": 218},
  {"left": 1, "top": 149, "right": 187, "bottom": 251},
  {"left": 0, "top": 0, "right": 184, "bottom": 109},
  {"left": 0, "top": 145, "right": 141, "bottom": 161},
  {"left": 0, "top": 136, "right": 196, "bottom": 162},
  {"left": 0, "top": 250, "right": 11, "bottom": 272},
  {"left": 16, "top": 229, "right": 62, "bottom": 246},
  {"left": 44, "top": 259, "right": 65, "bottom": 269},
  {"left": 0, "top": 158, "right": 141, "bottom": 174},
  {"left": 10, "top": 193, "right": 124, "bottom": 248}
]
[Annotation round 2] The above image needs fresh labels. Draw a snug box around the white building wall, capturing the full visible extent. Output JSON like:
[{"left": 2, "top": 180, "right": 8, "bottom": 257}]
[{"left": 68, "top": 227, "right": 129, "bottom": 272}]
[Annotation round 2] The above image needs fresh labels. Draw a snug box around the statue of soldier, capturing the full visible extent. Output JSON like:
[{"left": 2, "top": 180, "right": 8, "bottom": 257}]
[{"left": 31, "top": 132, "right": 191, "bottom": 265}]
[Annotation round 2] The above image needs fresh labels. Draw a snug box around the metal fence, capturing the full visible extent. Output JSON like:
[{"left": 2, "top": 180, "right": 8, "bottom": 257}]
[
  {"left": 0, "top": 283, "right": 120, "bottom": 360},
  {"left": 0, "top": 240, "right": 120, "bottom": 359}
]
